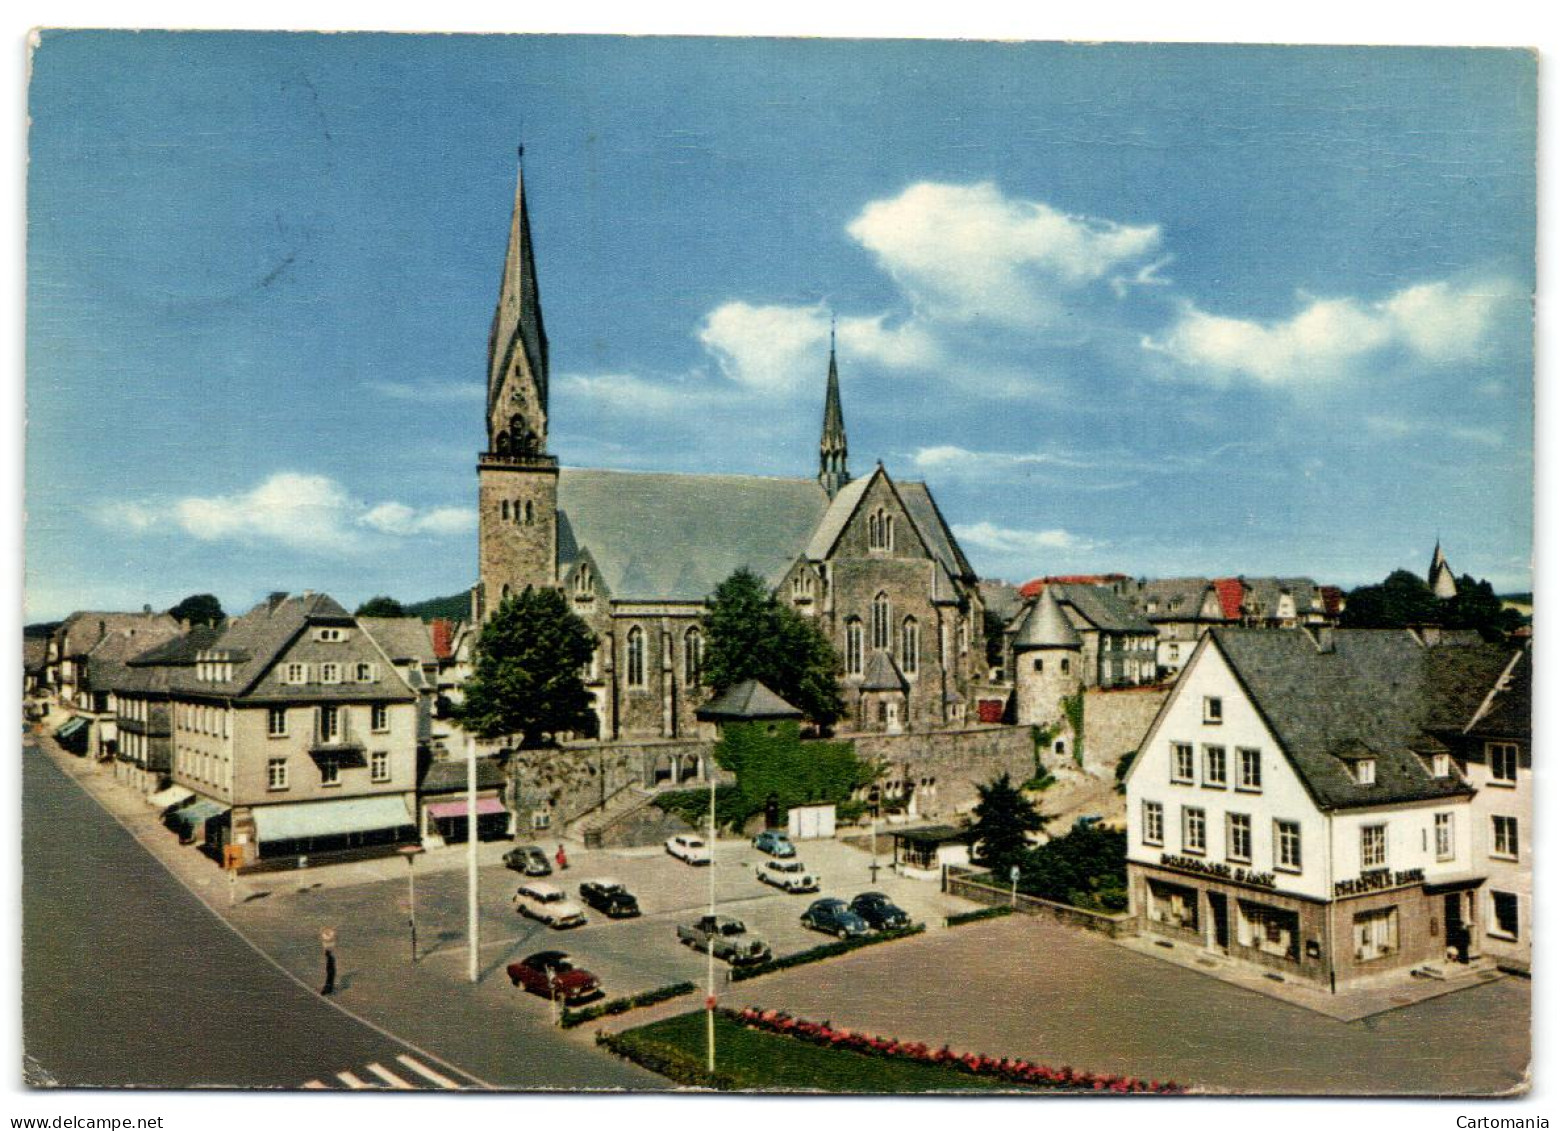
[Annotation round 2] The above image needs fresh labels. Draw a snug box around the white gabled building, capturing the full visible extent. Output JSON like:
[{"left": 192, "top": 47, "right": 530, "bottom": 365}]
[{"left": 1125, "top": 627, "right": 1518, "bottom": 991}]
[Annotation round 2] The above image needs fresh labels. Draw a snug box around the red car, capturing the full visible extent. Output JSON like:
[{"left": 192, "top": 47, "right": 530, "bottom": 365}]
[{"left": 505, "top": 950, "right": 602, "bottom": 1004}]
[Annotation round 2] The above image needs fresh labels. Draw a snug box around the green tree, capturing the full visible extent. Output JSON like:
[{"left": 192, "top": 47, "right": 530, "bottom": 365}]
[
  {"left": 1341, "top": 569, "right": 1440, "bottom": 628},
  {"left": 970, "top": 772, "right": 1047, "bottom": 877},
  {"left": 355, "top": 595, "right": 408, "bottom": 618},
  {"left": 702, "top": 569, "right": 844, "bottom": 726},
  {"left": 167, "top": 593, "right": 224, "bottom": 626},
  {"left": 454, "top": 587, "right": 597, "bottom": 748}
]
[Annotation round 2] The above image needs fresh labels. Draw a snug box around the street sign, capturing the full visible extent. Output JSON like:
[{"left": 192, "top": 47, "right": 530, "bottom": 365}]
[
  {"left": 320, "top": 927, "right": 337, "bottom": 951},
  {"left": 1010, "top": 865, "right": 1021, "bottom": 883}
]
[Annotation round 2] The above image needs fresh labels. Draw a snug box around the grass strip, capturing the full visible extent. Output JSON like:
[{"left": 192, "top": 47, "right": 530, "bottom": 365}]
[{"left": 729, "top": 924, "right": 924, "bottom": 982}]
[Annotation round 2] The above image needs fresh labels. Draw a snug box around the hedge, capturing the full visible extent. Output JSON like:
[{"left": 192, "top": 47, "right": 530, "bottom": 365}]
[
  {"left": 559, "top": 980, "right": 698, "bottom": 1029},
  {"left": 945, "top": 905, "right": 1014, "bottom": 928},
  {"left": 595, "top": 1027, "right": 741, "bottom": 1090},
  {"left": 729, "top": 924, "right": 924, "bottom": 982}
]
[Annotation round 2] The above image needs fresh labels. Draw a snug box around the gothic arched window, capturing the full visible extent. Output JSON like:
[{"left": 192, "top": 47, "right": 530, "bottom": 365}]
[
  {"left": 684, "top": 627, "right": 704, "bottom": 686},
  {"left": 496, "top": 431, "right": 511, "bottom": 456},
  {"left": 575, "top": 565, "right": 593, "bottom": 597},
  {"left": 845, "top": 619, "right": 864, "bottom": 676},
  {"left": 884, "top": 513, "right": 895, "bottom": 552},
  {"left": 626, "top": 627, "right": 645, "bottom": 688},
  {"left": 501, "top": 500, "right": 510, "bottom": 521},
  {"left": 871, "top": 592, "right": 891, "bottom": 651},
  {"left": 902, "top": 617, "right": 920, "bottom": 675},
  {"left": 868, "top": 511, "right": 882, "bottom": 550}
]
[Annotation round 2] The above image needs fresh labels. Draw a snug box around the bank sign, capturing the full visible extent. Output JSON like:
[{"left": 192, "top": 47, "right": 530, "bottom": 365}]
[
  {"left": 1333, "top": 867, "right": 1425, "bottom": 898},
  {"left": 1160, "top": 853, "right": 1277, "bottom": 890}
]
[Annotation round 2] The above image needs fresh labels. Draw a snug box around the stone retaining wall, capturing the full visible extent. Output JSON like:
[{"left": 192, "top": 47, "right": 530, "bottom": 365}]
[
  {"left": 1080, "top": 685, "right": 1168, "bottom": 777},
  {"left": 851, "top": 725, "right": 1035, "bottom": 820},
  {"left": 944, "top": 865, "right": 1135, "bottom": 939}
]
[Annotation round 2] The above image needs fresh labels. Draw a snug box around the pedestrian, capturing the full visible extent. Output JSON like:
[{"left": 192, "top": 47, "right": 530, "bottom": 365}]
[
  {"left": 322, "top": 948, "right": 336, "bottom": 996},
  {"left": 555, "top": 844, "right": 568, "bottom": 871}
]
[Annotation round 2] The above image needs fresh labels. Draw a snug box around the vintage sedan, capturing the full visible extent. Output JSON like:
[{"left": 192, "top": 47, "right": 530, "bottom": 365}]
[
  {"left": 503, "top": 844, "right": 553, "bottom": 876},
  {"left": 513, "top": 881, "right": 588, "bottom": 928},
  {"left": 757, "top": 859, "right": 819, "bottom": 893},
  {"left": 752, "top": 830, "right": 797, "bottom": 858},
  {"left": 665, "top": 834, "right": 712, "bottom": 865},
  {"left": 849, "top": 891, "right": 911, "bottom": 931},
  {"left": 578, "top": 879, "right": 641, "bottom": 918},
  {"left": 800, "top": 898, "right": 871, "bottom": 939},
  {"left": 506, "top": 950, "right": 602, "bottom": 1003}
]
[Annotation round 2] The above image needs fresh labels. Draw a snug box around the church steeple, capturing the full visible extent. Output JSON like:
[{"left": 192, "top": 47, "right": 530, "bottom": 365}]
[
  {"left": 819, "top": 322, "right": 850, "bottom": 497},
  {"left": 1428, "top": 539, "right": 1458, "bottom": 600},
  {"left": 486, "top": 146, "right": 550, "bottom": 459}
]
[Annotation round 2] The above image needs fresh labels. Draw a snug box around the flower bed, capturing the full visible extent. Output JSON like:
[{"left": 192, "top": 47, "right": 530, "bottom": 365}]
[
  {"left": 728, "top": 1008, "right": 1186, "bottom": 1093},
  {"left": 945, "top": 905, "right": 1014, "bottom": 928},
  {"left": 728, "top": 924, "right": 924, "bottom": 982},
  {"left": 560, "top": 980, "right": 697, "bottom": 1029}
]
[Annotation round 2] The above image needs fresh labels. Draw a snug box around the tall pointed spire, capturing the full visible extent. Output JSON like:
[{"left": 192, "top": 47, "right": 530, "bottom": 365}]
[
  {"left": 819, "top": 319, "right": 850, "bottom": 497},
  {"left": 487, "top": 144, "right": 549, "bottom": 455}
]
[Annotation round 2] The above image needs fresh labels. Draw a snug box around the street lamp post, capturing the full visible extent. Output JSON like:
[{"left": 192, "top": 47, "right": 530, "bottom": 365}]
[
  {"left": 399, "top": 844, "right": 424, "bottom": 963},
  {"left": 706, "top": 757, "right": 717, "bottom": 1075},
  {"left": 466, "top": 733, "right": 480, "bottom": 984}
]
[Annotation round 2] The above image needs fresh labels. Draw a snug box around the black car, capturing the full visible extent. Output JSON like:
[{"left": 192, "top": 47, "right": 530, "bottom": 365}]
[
  {"left": 578, "top": 879, "right": 641, "bottom": 919},
  {"left": 849, "top": 891, "right": 911, "bottom": 931},
  {"left": 503, "top": 844, "right": 553, "bottom": 876}
]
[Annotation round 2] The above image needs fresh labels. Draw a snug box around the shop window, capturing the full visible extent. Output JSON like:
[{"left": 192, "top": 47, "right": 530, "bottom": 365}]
[
  {"left": 1353, "top": 907, "right": 1399, "bottom": 962},
  {"left": 1237, "top": 901, "right": 1299, "bottom": 961},
  {"left": 1490, "top": 891, "right": 1520, "bottom": 940},
  {"left": 1147, "top": 880, "right": 1198, "bottom": 931}
]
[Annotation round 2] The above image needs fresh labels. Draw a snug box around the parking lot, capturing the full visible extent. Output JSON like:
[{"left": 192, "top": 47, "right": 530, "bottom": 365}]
[{"left": 229, "top": 829, "right": 979, "bottom": 1020}]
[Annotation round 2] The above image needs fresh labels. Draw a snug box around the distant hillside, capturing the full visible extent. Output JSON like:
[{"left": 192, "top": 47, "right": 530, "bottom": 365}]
[
  {"left": 1500, "top": 593, "right": 1532, "bottom": 605},
  {"left": 404, "top": 593, "right": 470, "bottom": 622}
]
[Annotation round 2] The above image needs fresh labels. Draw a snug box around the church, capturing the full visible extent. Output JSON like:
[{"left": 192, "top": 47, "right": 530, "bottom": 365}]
[{"left": 474, "top": 156, "right": 988, "bottom": 741}]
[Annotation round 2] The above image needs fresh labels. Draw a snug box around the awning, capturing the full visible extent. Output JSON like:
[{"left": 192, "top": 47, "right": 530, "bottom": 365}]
[
  {"left": 55, "top": 717, "right": 89, "bottom": 740},
  {"left": 426, "top": 797, "right": 506, "bottom": 820},
  {"left": 148, "top": 785, "right": 194, "bottom": 812},
  {"left": 252, "top": 795, "right": 415, "bottom": 843},
  {"left": 168, "top": 799, "right": 228, "bottom": 834}
]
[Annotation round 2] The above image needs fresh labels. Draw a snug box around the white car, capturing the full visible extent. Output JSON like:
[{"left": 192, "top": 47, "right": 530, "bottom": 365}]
[
  {"left": 513, "top": 881, "right": 587, "bottom": 928},
  {"left": 665, "top": 834, "right": 712, "bottom": 865},
  {"left": 756, "top": 858, "right": 819, "bottom": 893}
]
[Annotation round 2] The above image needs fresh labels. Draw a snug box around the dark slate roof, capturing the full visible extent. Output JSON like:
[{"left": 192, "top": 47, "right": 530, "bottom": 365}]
[
  {"left": 420, "top": 756, "right": 508, "bottom": 794},
  {"left": 558, "top": 469, "right": 831, "bottom": 602},
  {"left": 1053, "top": 583, "right": 1154, "bottom": 634},
  {"left": 896, "top": 481, "right": 975, "bottom": 580},
  {"left": 1135, "top": 579, "right": 1218, "bottom": 622},
  {"left": 695, "top": 679, "right": 803, "bottom": 721},
  {"left": 978, "top": 580, "right": 1024, "bottom": 623},
  {"left": 803, "top": 474, "right": 874, "bottom": 561},
  {"left": 1209, "top": 628, "right": 1508, "bottom": 810},
  {"left": 1243, "top": 577, "right": 1324, "bottom": 617},
  {"left": 127, "top": 624, "right": 225, "bottom": 667},
  {"left": 56, "top": 611, "right": 182, "bottom": 658},
  {"left": 860, "top": 651, "right": 909, "bottom": 692},
  {"left": 1462, "top": 648, "right": 1530, "bottom": 741},
  {"left": 358, "top": 617, "right": 437, "bottom": 666},
  {"left": 23, "top": 637, "right": 46, "bottom": 674}
]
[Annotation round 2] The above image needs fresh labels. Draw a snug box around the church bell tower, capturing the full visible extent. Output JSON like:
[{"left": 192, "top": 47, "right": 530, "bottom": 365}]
[
  {"left": 476, "top": 148, "right": 559, "bottom": 620},
  {"left": 819, "top": 324, "right": 850, "bottom": 497}
]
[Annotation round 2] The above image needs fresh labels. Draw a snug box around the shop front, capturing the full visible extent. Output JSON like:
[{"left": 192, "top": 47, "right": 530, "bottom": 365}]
[
  {"left": 423, "top": 796, "right": 511, "bottom": 843},
  {"left": 247, "top": 794, "right": 418, "bottom": 865}
]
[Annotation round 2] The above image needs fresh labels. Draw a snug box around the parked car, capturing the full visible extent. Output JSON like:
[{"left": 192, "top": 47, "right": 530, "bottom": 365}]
[
  {"left": 666, "top": 834, "right": 712, "bottom": 865},
  {"left": 506, "top": 950, "right": 602, "bottom": 1003},
  {"left": 676, "top": 914, "right": 772, "bottom": 965},
  {"left": 752, "top": 830, "right": 796, "bottom": 858},
  {"left": 513, "top": 881, "right": 587, "bottom": 928},
  {"left": 504, "top": 844, "right": 553, "bottom": 876},
  {"left": 849, "top": 891, "right": 911, "bottom": 931},
  {"left": 757, "top": 858, "right": 819, "bottom": 893},
  {"left": 800, "top": 898, "right": 871, "bottom": 939},
  {"left": 578, "top": 879, "right": 641, "bottom": 919}
]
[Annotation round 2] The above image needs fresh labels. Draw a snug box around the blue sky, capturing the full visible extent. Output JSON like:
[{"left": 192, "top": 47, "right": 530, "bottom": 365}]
[{"left": 25, "top": 33, "right": 1535, "bottom": 621}]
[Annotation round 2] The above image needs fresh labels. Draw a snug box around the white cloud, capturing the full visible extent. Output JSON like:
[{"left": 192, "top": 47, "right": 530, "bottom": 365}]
[
  {"left": 846, "top": 181, "right": 1161, "bottom": 324},
  {"left": 697, "top": 302, "right": 829, "bottom": 394},
  {"left": 1145, "top": 280, "right": 1511, "bottom": 386},
  {"left": 952, "top": 521, "right": 1095, "bottom": 556},
  {"left": 913, "top": 444, "right": 1099, "bottom": 475},
  {"left": 365, "top": 380, "right": 485, "bottom": 402},
  {"left": 98, "top": 472, "right": 474, "bottom": 555}
]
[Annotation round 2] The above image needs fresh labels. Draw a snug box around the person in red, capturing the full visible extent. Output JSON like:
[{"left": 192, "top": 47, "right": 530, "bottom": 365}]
[{"left": 555, "top": 844, "right": 568, "bottom": 871}]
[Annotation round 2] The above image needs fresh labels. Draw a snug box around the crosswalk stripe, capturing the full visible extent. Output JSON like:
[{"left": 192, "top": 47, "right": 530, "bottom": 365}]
[
  {"left": 366, "top": 1062, "right": 413, "bottom": 1089},
  {"left": 302, "top": 1080, "right": 327, "bottom": 1089},
  {"left": 336, "top": 1070, "right": 371, "bottom": 1089},
  {"left": 396, "top": 1054, "right": 461, "bottom": 1089}
]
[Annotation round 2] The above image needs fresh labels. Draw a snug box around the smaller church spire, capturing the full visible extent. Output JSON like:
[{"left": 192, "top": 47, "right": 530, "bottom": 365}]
[{"left": 819, "top": 322, "right": 850, "bottom": 497}]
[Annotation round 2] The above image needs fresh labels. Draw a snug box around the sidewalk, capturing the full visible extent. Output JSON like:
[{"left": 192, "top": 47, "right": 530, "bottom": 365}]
[{"left": 1111, "top": 926, "right": 1505, "bottom": 1022}]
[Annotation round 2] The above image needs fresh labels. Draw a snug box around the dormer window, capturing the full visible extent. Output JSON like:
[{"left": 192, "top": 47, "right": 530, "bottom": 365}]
[
  {"left": 574, "top": 565, "right": 594, "bottom": 599},
  {"left": 315, "top": 628, "right": 346, "bottom": 643},
  {"left": 1355, "top": 758, "right": 1376, "bottom": 786},
  {"left": 1431, "top": 753, "right": 1451, "bottom": 779}
]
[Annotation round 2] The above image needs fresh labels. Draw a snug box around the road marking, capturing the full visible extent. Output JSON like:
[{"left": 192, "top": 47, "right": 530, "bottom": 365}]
[
  {"left": 336, "top": 1070, "right": 371, "bottom": 1089},
  {"left": 302, "top": 1080, "right": 327, "bottom": 1089},
  {"left": 397, "top": 1054, "right": 462, "bottom": 1089},
  {"left": 366, "top": 1062, "right": 413, "bottom": 1089}
]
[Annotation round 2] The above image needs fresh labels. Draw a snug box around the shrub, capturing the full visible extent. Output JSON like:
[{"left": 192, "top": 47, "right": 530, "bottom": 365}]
[
  {"left": 560, "top": 981, "right": 697, "bottom": 1029},
  {"left": 945, "top": 905, "right": 1014, "bottom": 928},
  {"left": 595, "top": 1028, "right": 741, "bottom": 1090},
  {"left": 729, "top": 925, "right": 924, "bottom": 982}
]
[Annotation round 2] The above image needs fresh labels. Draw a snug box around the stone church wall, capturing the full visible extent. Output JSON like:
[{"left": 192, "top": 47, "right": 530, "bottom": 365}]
[
  {"left": 513, "top": 737, "right": 717, "bottom": 832},
  {"left": 851, "top": 725, "right": 1035, "bottom": 820},
  {"left": 1080, "top": 685, "right": 1169, "bottom": 777}
]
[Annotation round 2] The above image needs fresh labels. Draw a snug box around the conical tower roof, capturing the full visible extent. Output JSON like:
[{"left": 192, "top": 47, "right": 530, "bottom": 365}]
[
  {"left": 695, "top": 679, "right": 803, "bottom": 722},
  {"left": 1012, "top": 587, "right": 1082, "bottom": 650},
  {"left": 818, "top": 323, "right": 850, "bottom": 496}
]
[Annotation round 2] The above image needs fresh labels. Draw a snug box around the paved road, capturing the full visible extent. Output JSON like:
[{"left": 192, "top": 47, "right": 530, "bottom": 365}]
[
  {"left": 21, "top": 739, "right": 483, "bottom": 1090},
  {"left": 723, "top": 914, "right": 1530, "bottom": 1095}
]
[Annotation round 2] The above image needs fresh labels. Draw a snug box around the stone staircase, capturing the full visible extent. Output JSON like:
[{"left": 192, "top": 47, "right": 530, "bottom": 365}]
[{"left": 568, "top": 783, "right": 663, "bottom": 849}]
